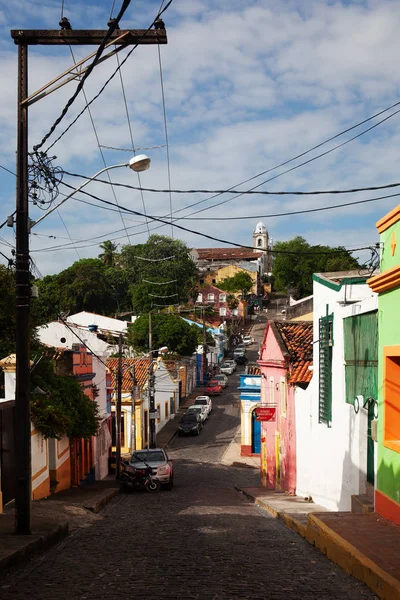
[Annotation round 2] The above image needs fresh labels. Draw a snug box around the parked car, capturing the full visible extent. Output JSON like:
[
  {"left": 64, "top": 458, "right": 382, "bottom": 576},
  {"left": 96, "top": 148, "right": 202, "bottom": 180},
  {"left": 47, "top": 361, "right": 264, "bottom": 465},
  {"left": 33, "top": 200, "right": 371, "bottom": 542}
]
[
  {"left": 235, "top": 354, "right": 248, "bottom": 366},
  {"left": 233, "top": 348, "right": 246, "bottom": 358},
  {"left": 236, "top": 343, "right": 246, "bottom": 352},
  {"left": 205, "top": 380, "right": 223, "bottom": 396},
  {"left": 194, "top": 395, "right": 213, "bottom": 414},
  {"left": 212, "top": 373, "right": 228, "bottom": 388},
  {"left": 242, "top": 335, "right": 253, "bottom": 346},
  {"left": 187, "top": 404, "right": 208, "bottom": 423},
  {"left": 220, "top": 362, "right": 235, "bottom": 375},
  {"left": 129, "top": 448, "right": 174, "bottom": 490},
  {"left": 178, "top": 412, "right": 203, "bottom": 436},
  {"left": 224, "top": 359, "right": 237, "bottom": 371}
]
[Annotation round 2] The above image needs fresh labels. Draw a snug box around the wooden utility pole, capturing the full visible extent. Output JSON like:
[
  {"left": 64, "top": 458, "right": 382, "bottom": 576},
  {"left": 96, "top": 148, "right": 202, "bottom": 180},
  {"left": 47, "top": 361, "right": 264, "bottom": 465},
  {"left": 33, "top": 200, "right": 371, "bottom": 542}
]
[
  {"left": 130, "top": 362, "right": 138, "bottom": 453},
  {"left": 115, "top": 334, "right": 123, "bottom": 479},
  {"left": 11, "top": 25, "right": 167, "bottom": 533},
  {"left": 148, "top": 311, "right": 156, "bottom": 448},
  {"left": 202, "top": 307, "right": 208, "bottom": 384}
]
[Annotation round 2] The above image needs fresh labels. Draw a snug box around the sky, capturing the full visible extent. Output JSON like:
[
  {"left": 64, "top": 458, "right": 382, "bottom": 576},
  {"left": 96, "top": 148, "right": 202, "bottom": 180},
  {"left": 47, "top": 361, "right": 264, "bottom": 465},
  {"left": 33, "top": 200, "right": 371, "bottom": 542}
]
[{"left": 1, "top": 0, "right": 400, "bottom": 275}]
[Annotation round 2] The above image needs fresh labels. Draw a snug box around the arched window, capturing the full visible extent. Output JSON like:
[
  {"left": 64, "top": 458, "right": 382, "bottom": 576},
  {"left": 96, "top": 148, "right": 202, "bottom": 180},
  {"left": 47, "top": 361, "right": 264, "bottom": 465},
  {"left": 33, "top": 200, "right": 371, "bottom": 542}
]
[{"left": 257, "top": 237, "right": 263, "bottom": 247}]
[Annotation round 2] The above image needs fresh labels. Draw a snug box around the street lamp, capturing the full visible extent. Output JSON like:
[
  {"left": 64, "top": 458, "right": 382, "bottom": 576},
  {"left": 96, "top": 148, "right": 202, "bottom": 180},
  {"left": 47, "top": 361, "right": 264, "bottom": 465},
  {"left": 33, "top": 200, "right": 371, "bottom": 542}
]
[{"left": 32, "top": 154, "right": 151, "bottom": 228}]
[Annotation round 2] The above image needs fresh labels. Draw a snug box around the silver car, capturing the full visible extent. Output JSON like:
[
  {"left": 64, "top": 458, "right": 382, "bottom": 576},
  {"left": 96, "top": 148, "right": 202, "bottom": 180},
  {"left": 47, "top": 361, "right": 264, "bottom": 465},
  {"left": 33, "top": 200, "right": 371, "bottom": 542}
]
[
  {"left": 187, "top": 404, "right": 208, "bottom": 423},
  {"left": 129, "top": 449, "right": 174, "bottom": 490}
]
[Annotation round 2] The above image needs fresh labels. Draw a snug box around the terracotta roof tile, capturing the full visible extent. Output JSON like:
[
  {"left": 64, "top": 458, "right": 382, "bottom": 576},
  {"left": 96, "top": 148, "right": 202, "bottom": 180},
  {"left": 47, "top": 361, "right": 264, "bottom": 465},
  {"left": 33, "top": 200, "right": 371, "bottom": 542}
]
[
  {"left": 275, "top": 321, "right": 313, "bottom": 384},
  {"left": 106, "top": 357, "right": 150, "bottom": 392},
  {"left": 195, "top": 248, "right": 262, "bottom": 261}
]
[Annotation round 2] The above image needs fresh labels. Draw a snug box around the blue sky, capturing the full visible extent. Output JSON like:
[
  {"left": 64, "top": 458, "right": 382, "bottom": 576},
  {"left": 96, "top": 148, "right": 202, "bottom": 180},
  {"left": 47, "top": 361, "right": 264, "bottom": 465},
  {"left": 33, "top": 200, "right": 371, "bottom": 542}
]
[{"left": 1, "top": 0, "right": 400, "bottom": 274}]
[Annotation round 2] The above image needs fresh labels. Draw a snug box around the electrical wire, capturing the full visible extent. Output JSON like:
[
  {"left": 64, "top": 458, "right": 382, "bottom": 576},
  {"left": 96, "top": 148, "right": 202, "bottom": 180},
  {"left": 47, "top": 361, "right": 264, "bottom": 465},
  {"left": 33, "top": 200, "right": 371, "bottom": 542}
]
[
  {"left": 44, "top": 0, "right": 174, "bottom": 153},
  {"left": 157, "top": 45, "right": 173, "bottom": 238},
  {"left": 99, "top": 143, "right": 167, "bottom": 152},
  {"left": 0, "top": 164, "right": 16, "bottom": 176},
  {"left": 67, "top": 45, "right": 132, "bottom": 243},
  {"left": 56, "top": 208, "right": 81, "bottom": 259},
  {"left": 60, "top": 176, "right": 400, "bottom": 197},
  {"left": 116, "top": 51, "right": 150, "bottom": 236},
  {"left": 30, "top": 184, "right": 378, "bottom": 255}
]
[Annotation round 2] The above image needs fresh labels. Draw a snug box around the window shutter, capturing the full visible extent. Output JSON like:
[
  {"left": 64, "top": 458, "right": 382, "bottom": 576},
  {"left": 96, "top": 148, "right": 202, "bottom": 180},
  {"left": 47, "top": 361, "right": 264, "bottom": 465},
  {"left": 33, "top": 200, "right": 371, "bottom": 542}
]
[{"left": 319, "top": 314, "right": 333, "bottom": 426}]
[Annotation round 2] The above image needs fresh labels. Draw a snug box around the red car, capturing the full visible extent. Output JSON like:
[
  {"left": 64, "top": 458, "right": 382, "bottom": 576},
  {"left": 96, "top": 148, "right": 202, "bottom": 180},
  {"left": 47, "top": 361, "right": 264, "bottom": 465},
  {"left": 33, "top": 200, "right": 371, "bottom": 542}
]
[{"left": 205, "top": 380, "right": 223, "bottom": 395}]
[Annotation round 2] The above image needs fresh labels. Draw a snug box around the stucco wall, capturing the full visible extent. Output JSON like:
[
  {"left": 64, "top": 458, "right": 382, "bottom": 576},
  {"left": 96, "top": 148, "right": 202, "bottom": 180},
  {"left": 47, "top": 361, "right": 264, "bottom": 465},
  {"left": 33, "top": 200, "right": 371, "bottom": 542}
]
[{"left": 295, "top": 282, "right": 377, "bottom": 510}]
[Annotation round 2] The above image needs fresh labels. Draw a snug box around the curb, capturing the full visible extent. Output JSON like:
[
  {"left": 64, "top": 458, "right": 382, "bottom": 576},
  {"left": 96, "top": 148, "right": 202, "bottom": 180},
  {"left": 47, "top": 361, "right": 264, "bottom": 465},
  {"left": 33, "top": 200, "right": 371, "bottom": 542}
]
[
  {"left": 306, "top": 514, "right": 400, "bottom": 600},
  {"left": 235, "top": 487, "right": 306, "bottom": 538},
  {"left": 83, "top": 487, "right": 120, "bottom": 514},
  {"left": 0, "top": 521, "right": 69, "bottom": 575}
]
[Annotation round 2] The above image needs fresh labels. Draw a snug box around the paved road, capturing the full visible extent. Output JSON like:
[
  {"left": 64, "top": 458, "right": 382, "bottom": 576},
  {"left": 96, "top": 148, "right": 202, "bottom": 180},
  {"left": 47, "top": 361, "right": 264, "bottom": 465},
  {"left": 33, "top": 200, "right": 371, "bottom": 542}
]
[{"left": 1, "top": 333, "right": 377, "bottom": 599}]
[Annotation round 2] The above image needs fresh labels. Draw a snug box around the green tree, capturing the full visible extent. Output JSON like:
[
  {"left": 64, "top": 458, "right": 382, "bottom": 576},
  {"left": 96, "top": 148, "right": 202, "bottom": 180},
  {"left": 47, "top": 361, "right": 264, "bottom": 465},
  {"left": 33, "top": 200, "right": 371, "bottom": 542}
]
[
  {"left": 128, "top": 313, "right": 199, "bottom": 356},
  {"left": 99, "top": 240, "right": 118, "bottom": 266},
  {"left": 219, "top": 271, "right": 254, "bottom": 295},
  {"left": 272, "top": 236, "right": 360, "bottom": 297},
  {"left": 0, "top": 265, "right": 16, "bottom": 358},
  {"left": 120, "top": 235, "right": 197, "bottom": 314}
]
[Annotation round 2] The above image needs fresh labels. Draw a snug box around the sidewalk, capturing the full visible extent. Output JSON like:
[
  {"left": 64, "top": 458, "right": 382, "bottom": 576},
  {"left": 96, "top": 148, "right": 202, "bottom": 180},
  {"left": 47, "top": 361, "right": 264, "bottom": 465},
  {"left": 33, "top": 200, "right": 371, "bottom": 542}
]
[
  {"left": 0, "top": 479, "right": 119, "bottom": 576},
  {"left": 237, "top": 487, "right": 400, "bottom": 600}
]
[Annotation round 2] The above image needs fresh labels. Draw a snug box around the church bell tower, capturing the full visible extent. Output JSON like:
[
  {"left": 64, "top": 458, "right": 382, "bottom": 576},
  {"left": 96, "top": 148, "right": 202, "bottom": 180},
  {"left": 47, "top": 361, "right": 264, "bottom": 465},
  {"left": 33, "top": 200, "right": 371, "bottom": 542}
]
[{"left": 253, "top": 222, "right": 268, "bottom": 273}]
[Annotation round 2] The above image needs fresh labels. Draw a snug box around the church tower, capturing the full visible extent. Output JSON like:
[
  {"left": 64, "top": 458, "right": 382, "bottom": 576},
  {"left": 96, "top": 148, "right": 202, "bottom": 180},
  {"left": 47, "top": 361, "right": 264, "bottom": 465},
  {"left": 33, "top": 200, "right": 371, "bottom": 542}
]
[{"left": 253, "top": 222, "right": 269, "bottom": 273}]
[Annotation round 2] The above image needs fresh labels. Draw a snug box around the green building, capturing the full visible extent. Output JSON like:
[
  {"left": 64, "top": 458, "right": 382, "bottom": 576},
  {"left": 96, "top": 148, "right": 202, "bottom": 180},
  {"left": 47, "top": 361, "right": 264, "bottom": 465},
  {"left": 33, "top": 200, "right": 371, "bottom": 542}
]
[{"left": 368, "top": 204, "right": 400, "bottom": 526}]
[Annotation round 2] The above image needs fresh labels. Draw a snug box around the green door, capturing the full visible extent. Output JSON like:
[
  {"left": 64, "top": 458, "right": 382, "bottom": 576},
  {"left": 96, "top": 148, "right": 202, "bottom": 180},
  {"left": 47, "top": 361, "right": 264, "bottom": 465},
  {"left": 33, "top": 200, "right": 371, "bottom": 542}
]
[{"left": 343, "top": 311, "right": 378, "bottom": 485}]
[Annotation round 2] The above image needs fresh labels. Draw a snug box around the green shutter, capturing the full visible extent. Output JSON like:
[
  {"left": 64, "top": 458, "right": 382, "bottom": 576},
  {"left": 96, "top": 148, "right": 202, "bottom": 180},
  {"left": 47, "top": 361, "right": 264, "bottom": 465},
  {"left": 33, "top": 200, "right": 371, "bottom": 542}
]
[
  {"left": 319, "top": 313, "right": 333, "bottom": 426},
  {"left": 343, "top": 312, "right": 378, "bottom": 405}
]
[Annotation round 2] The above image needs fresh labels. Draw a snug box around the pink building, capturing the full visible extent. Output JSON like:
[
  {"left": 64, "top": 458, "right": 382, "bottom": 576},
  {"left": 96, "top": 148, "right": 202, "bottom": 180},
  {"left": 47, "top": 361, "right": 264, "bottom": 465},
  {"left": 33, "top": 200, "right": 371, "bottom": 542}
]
[{"left": 258, "top": 321, "right": 312, "bottom": 494}]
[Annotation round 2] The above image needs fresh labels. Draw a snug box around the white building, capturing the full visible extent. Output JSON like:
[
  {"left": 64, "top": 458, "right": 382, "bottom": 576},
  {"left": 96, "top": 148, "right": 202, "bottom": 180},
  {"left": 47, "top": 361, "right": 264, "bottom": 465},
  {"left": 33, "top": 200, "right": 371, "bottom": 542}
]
[
  {"left": 36, "top": 321, "right": 113, "bottom": 481},
  {"left": 296, "top": 271, "right": 378, "bottom": 512},
  {"left": 67, "top": 311, "right": 130, "bottom": 338}
]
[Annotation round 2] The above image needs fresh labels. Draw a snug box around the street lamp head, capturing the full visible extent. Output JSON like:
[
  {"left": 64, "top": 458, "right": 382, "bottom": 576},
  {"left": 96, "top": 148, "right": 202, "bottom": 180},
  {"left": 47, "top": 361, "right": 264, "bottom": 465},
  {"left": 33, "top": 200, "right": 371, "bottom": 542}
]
[
  {"left": 129, "top": 154, "right": 151, "bottom": 172},
  {"left": 158, "top": 346, "right": 168, "bottom": 354}
]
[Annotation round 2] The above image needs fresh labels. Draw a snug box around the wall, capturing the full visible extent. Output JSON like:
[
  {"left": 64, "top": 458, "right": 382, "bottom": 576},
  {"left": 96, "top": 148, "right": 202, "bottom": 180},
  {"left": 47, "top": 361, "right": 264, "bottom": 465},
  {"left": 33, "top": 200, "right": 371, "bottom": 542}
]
[
  {"left": 49, "top": 436, "right": 71, "bottom": 492},
  {"left": 31, "top": 423, "right": 50, "bottom": 500},
  {"left": 201, "top": 263, "right": 259, "bottom": 295},
  {"left": 295, "top": 282, "right": 377, "bottom": 511},
  {"left": 239, "top": 374, "right": 261, "bottom": 456},
  {"left": 258, "top": 325, "right": 296, "bottom": 493}
]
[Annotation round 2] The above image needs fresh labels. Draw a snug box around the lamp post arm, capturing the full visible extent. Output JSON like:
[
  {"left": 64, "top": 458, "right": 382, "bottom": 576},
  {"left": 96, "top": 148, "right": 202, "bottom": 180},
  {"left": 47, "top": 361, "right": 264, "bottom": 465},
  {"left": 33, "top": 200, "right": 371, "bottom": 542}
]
[{"left": 32, "top": 162, "right": 128, "bottom": 228}]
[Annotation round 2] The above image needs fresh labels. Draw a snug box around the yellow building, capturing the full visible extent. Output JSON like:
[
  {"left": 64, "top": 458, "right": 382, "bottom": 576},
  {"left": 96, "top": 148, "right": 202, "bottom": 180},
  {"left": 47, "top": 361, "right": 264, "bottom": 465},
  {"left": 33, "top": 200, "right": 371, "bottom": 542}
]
[{"left": 200, "top": 262, "right": 260, "bottom": 295}]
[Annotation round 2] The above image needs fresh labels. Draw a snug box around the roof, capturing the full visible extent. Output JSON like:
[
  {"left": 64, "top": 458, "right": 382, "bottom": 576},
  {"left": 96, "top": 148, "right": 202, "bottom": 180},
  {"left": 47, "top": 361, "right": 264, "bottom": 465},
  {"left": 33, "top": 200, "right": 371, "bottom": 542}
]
[
  {"left": 274, "top": 321, "right": 313, "bottom": 384},
  {"left": 67, "top": 311, "right": 128, "bottom": 334},
  {"left": 193, "top": 248, "right": 262, "bottom": 261},
  {"left": 106, "top": 357, "right": 150, "bottom": 392}
]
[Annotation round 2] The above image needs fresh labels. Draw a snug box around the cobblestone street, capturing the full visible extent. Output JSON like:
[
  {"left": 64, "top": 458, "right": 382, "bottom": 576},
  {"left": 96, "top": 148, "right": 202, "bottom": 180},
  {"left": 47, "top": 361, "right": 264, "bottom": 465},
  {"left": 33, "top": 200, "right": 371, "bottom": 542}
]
[{"left": 0, "top": 334, "right": 377, "bottom": 599}]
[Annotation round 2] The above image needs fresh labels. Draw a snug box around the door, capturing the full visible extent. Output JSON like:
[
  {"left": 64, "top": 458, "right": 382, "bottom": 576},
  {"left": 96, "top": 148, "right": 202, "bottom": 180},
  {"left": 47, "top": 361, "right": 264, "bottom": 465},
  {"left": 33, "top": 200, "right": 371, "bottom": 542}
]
[
  {"left": 0, "top": 402, "right": 16, "bottom": 505},
  {"left": 251, "top": 409, "right": 261, "bottom": 453},
  {"left": 367, "top": 401, "right": 375, "bottom": 485}
]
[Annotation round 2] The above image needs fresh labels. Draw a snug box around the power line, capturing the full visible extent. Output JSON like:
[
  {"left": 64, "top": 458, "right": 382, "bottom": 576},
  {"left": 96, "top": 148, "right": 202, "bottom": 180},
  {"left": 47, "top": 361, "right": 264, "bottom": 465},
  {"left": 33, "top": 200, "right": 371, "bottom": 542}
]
[
  {"left": 34, "top": 0, "right": 133, "bottom": 152},
  {"left": 60, "top": 170, "right": 400, "bottom": 197},
  {"left": 67, "top": 45, "right": 132, "bottom": 243},
  {"left": 44, "top": 0, "right": 174, "bottom": 153},
  {"left": 99, "top": 143, "right": 167, "bottom": 152},
  {"left": 157, "top": 45, "right": 173, "bottom": 238},
  {"left": 30, "top": 187, "right": 378, "bottom": 255},
  {"left": 116, "top": 51, "right": 150, "bottom": 236},
  {"left": 56, "top": 208, "right": 81, "bottom": 259}
]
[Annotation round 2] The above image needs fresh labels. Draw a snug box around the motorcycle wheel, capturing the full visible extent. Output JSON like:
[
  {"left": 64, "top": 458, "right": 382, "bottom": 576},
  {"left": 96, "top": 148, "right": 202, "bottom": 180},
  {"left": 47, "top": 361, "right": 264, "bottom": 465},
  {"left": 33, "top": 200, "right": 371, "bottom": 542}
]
[{"left": 145, "top": 479, "right": 161, "bottom": 493}]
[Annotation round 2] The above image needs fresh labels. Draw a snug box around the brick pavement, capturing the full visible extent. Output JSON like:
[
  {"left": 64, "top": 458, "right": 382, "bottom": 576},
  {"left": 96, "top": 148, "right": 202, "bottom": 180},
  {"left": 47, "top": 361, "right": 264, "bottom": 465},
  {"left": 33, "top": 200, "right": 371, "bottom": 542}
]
[{"left": 0, "top": 360, "right": 378, "bottom": 599}]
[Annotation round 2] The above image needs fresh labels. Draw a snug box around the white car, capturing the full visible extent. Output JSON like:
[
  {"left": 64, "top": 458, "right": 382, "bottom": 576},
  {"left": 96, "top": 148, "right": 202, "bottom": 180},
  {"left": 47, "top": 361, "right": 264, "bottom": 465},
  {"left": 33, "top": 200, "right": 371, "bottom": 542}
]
[
  {"left": 187, "top": 404, "right": 208, "bottom": 423},
  {"left": 233, "top": 348, "right": 246, "bottom": 358},
  {"left": 194, "top": 395, "right": 212, "bottom": 415},
  {"left": 224, "top": 359, "right": 237, "bottom": 371},
  {"left": 213, "top": 373, "right": 228, "bottom": 388},
  {"left": 220, "top": 362, "right": 235, "bottom": 375},
  {"left": 242, "top": 335, "right": 253, "bottom": 346}
]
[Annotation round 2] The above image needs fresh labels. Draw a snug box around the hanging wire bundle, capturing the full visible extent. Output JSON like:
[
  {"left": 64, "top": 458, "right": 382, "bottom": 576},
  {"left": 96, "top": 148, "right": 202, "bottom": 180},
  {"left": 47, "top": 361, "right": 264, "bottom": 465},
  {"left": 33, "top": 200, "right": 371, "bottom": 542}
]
[
  {"left": 28, "top": 151, "right": 63, "bottom": 210},
  {"left": 358, "top": 245, "right": 381, "bottom": 277}
]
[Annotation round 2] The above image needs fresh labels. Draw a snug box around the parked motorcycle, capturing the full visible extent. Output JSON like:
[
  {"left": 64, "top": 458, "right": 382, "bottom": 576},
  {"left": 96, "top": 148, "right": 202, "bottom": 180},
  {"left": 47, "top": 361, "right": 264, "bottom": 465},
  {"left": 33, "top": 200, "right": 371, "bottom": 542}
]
[{"left": 120, "top": 460, "right": 161, "bottom": 493}]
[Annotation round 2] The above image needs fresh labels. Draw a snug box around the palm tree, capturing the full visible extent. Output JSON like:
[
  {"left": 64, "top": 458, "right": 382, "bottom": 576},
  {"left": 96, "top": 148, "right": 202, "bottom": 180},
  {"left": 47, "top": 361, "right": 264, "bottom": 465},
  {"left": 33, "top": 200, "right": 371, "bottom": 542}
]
[{"left": 99, "top": 240, "right": 118, "bottom": 266}]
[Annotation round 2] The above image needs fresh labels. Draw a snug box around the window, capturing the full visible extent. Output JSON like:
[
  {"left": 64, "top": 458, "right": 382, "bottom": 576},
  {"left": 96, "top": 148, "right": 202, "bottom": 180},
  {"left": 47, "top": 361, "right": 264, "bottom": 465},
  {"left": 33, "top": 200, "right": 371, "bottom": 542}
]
[
  {"left": 208, "top": 293, "right": 215, "bottom": 302},
  {"left": 165, "top": 401, "right": 169, "bottom": 419},
  {"left": 280, "top": 377, "right": 287, "bottom": 418},
  {"left": 212, "top": 279, "right": 216, "bottom": 284},
  {"left": 257, "top": 237, "right": 263, "bottom": 247},
  {"left": 319, "top": 312, "right": 334, "bottom": 426},
  {"left": 220, "top": 293, "right": 226, "bottom": 302},
  {"left": 384, "top": 348, "right": 400, "bottom": 453},
  {"left": 196, "top": 293, "right": 203, "bottom": 303},
  {"left": 199, "top": 279, "right": 204, "bottom": 285},
  {"left": 157, "top": 403, "right": 161, "bottom": 424}
]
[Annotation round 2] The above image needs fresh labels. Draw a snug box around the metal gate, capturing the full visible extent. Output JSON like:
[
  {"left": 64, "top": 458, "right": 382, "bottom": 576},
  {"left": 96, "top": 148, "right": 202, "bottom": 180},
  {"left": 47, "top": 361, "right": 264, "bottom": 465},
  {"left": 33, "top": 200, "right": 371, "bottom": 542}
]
[{"left": 0, "top": 400, "right": 16, "bottom": 505}]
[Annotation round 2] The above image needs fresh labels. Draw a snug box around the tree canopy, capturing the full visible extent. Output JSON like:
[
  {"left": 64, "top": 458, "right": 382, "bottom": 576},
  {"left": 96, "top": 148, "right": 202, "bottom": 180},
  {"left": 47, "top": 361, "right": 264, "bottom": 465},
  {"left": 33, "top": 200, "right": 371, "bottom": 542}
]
[
  {"left": 272, "top": 236, "right": 360, "bottom": 297},
  {"left": 218, "top": 271, "right": 254, "bottom": 295},
  {"left": 34, "top": 234, "right": 196, "bottom": 324},
  {"left": 128, "top": 313, "right": 201, "bottom": 356}
]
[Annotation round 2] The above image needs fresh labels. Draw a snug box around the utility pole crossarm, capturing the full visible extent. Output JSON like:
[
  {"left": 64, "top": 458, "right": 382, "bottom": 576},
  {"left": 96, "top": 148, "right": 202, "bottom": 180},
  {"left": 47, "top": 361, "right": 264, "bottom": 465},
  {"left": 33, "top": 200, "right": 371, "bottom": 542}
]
[{"left": 11, "top": 29, "right": 167, "bottom": 46}]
